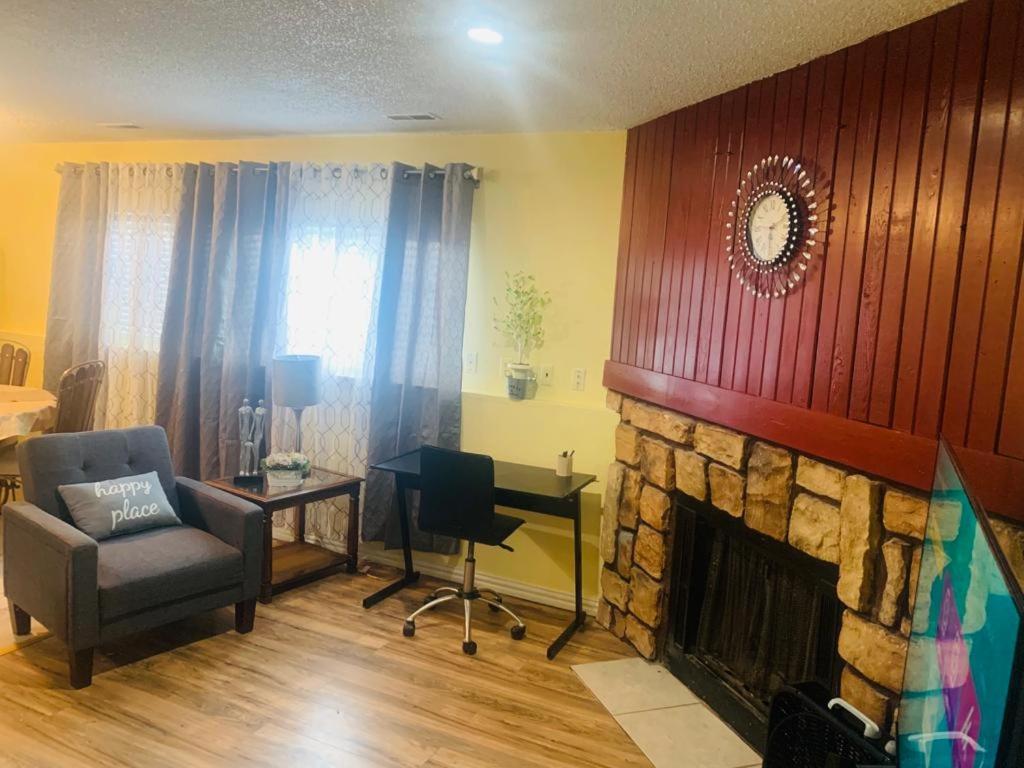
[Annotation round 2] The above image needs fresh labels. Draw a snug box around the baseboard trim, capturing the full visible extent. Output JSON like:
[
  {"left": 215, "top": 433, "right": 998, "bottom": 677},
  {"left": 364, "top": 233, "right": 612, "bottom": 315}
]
[{"left": 364, "top": 550, "right": 599, "bottom": 615}]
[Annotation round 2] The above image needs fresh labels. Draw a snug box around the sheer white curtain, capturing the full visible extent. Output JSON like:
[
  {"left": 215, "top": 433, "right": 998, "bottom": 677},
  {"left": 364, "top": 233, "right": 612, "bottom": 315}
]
[
  {"left": 270, "top": 163, "right": 392, "bottom": 547},
  {"left": 44, "top": 163, "right": 186, "bottom": 428},
  {"left": 95, "top": 164, "right": 186, "bottom": 429}
]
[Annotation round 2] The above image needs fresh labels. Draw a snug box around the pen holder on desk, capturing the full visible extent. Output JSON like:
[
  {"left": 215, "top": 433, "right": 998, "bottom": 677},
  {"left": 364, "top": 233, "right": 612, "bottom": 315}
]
[{"left": 556, "top": 454, "right": 573, "bottom": 477}]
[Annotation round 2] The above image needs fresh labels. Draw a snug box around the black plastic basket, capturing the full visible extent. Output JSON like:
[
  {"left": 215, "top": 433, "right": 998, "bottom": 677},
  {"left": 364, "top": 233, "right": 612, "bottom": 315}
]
[{"left": 763, "top": 684, "right": 895, "bottom": 768}]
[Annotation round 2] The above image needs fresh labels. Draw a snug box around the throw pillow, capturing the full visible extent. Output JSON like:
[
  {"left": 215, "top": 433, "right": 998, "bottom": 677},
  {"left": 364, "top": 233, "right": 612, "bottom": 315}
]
[{"left": 58, "top": 471, "right": 180, "bottom": 541}]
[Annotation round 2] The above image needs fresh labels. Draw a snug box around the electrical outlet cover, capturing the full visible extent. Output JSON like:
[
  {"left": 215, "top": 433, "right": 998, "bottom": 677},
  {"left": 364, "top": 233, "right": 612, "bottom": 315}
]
[{"left": 571, "top": 367, "right": 586, "bottom": 391}]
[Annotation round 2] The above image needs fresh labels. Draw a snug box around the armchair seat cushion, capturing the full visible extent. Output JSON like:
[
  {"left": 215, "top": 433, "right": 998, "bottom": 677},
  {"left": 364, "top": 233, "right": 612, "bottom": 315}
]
[{"left": 97, "top": 526, "right": 244, "bottom": 621}]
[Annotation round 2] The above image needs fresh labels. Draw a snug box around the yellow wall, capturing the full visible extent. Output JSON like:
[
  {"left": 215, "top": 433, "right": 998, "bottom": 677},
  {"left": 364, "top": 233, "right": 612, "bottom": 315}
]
[{"left": 0, "top": 130, "right": 625, "bottom": 607}]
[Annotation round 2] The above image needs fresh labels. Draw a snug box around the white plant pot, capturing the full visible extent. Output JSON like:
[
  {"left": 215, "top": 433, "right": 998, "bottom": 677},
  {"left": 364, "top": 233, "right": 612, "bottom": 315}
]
[
  {"left": 506, "top": 363, "right": 537, "bottom": 400},
  {"left": 266, "top": 469, "right": 303, "bottom": 488}
]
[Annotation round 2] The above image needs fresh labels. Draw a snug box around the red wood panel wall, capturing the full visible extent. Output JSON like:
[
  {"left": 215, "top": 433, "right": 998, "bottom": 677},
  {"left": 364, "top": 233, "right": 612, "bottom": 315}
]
[{"left": 605, "top": 0, "right": 1024, "bottom": 520}]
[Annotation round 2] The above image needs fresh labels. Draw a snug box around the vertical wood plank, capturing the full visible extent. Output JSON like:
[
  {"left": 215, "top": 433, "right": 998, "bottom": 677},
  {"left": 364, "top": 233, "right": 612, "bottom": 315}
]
[
  {"left": 793, "top": 51, "right": 847, "bottom": 408},
  {"left": 732, "top": 77, "right": 777, "bottom": 391},
  {"left": 869, "top": 16, "right": 937, "bottom": 425},
  {"left": 654, "top": 111, "right": 694, "bottom": 375},
  {"left": 944, "top": 0, "right": 1017, "bottom": 444},
  {"left": 829, "top": 33, "right": 889, "bottom": 416},
  {"left": 812, "top": 43, "right": 866, "bottom": 412},
  {"left": 746, "top": 70, "right": 793, "bottom": 396},
  {"left": 720, "top": 80, "right": 764, "bottom": 390},
  {"left": 892, "top": 6, "right": 963, "bottom": 432},
  {"left": 914, "top": 0, "right": 990, "bottom": 436},
  {"left": 678, "top": 98, "right": 724, "bottom": 380},
  {"left": 611, "top": 128, "right": 640, "bottom": 362},
  {"left": 974, "top": 3, "right": 1024, "bottom": 452},
  {"left": 621, "top": 121, "right": 655, "bottom": 368},
  {"left": 764, "top": 64, "right": 810, "bottom": 400},
  {"left": 706, "top": 89, "right": 750, "bottom": 387},
  {"left": 662, "top": 108, "right": 703, "bottom": 376},
  {"left": 848, "top": 28, "right": 910, "bottom": 422}
]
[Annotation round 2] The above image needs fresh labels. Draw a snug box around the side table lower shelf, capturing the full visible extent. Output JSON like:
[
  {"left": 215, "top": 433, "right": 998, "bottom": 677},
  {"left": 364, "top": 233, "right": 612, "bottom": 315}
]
[{"left": 266, "top": 540, "right": 355, "bottom": 603}]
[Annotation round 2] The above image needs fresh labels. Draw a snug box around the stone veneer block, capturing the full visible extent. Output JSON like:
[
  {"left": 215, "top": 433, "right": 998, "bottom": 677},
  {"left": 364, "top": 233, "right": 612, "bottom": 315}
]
[
  {"left": 788, "top": 493, "right": 840, "bottom": 564},
  {"left": 615, "top": 424, "right": 642, "bottom": 466},
  {"left": 907, "top": 545, "right": 922, "bottom": 618},
  {"left": 640, "top": 436, "right": 675, "bottom": 489},
  {"left": 633, "top": 523, "right": 667, "bottom": 579},
  {"left": 612, "top": 607, "right": 627, "bottom": 639},
  {"left": 708, "top": 463, "right": 744, "bottom": 517},
  {"left": 601, "top": 567, "right": 630, "bottom": 612},
  {"left": 624, "top": 614, "right": 657, "bottom": 659},
  {"left": 841, "top": 666, "right": 893, "bottom": 730},
  {"left": 616, "top": 530, "right": 636, "bottom": 578},
  {"left": 693, "top": 423, "right": 748, "bottom": 470},
  {"left": 674, "top": 448, "right": 707, "bottom": 501},
  {"left": 838, "top": 610, "right": 908, "bottom": 693},
  {"left": 795, "top": 456, "right": 847, "bottom": 501},
  {"left": 600, "top": 462, "right": 626, "bottom": 565},
  {"left": 882, "top": 490, "right": 929, "bottom": 539},
  {"left": 879, "top": 538, "right": 911, "bottom": 628},
  {"left": 745, "top": 442, "right": 793, "bottom": 541},
  {"left": 596, "top": 598, "right": 614, "bottom": 631},
  {"left": 639, "top": 484, "right": 672, "bottom": 531},
  {"left": 628, "top": 566, "right": 665, "bottom": 628},
  {"left": 837, "top": 475, "right": 884, "bottom": 612},
  {"left": 619, "top": 468, "right": 643, "bottom": 529},
  {"left": 606, "top": 390, "right": 623, "bottom": 413},
  {"left": 991, "top": 518, "right": 1024, "bottom": 587},
  {"left": 623, "top": 398, "right": 695, "bottom": 445}
]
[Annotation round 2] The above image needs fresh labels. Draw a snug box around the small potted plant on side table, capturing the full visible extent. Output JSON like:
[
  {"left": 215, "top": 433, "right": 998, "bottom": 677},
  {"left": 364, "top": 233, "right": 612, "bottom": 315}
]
[
  {"left": 493, "top": 271, "right": 550, "bottom": 400},
  {"left": 262, "top": 452, "right": 311, "bottom": 488}
]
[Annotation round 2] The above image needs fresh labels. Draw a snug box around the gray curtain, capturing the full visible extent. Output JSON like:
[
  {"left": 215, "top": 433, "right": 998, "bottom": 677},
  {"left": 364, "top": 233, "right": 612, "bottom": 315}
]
[
  {"left": 364, "top": 163, "right": 476, "bottom": 553},
  {"left": 42, "top": 164, "right": 109, "bottom": 391},
  {"left": 155, "top": 162, "right": 284, "bottom": 479}
]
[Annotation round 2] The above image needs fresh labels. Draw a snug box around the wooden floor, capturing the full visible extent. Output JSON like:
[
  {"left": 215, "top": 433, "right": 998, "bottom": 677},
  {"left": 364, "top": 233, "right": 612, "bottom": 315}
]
[{"left": 0, "top": 562, "right": 651, "bottom": 768}]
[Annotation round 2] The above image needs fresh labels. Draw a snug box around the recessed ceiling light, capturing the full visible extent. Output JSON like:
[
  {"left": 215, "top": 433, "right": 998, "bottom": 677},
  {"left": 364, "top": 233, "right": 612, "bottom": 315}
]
[{"left": 467, "top": 27, "right": 503, "bottom": 45}]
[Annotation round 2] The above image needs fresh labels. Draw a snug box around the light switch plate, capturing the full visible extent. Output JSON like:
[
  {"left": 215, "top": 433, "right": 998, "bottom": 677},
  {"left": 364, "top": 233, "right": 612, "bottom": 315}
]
[
  {"left": 539, "top": 365, "right": 554, "bottom": 386},
  {"left": 571, "top": 367, "right": 586, "bottom": 391}
]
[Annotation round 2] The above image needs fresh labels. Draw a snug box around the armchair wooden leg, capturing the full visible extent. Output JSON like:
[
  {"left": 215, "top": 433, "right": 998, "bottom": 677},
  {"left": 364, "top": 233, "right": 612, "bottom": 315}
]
[
  {"left": 235, "top": 598, "right": 257, "bottom": 634},
  {"left": 8, "top": 602, "right": 30, "bottom": 636},
  {"left": 68, "top": 648, "right": 93, "bottom": 689}
]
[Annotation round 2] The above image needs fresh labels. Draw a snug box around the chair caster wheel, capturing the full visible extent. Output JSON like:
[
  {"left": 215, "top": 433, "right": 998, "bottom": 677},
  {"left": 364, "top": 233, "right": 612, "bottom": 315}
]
[
  {"left": 403, "top": 620, "right": 415, "bottom": 638},
  {"left": 511, "top": 624, "right": 526, "bottom": 641},
  {"left": 462, "top": 640, "right": 477, "bottom": 655}
]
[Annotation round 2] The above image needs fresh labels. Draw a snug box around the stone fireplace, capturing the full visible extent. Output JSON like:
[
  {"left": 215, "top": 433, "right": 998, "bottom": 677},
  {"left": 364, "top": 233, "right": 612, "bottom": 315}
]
[{"left": 597, "top": 391, "right": 933, "bottom": 735}]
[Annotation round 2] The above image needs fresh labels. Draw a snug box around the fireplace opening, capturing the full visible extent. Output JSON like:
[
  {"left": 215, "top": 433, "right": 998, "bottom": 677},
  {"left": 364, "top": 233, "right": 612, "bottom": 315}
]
[{"left": 663, "top": 495, "right": 844, "bottom": 749}]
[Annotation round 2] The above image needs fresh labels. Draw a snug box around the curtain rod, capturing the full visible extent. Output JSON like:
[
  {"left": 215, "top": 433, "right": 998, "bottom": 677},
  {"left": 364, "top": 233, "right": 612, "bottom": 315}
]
[{"left": 54, "top": 162, "right": 483, "bottom": 185}]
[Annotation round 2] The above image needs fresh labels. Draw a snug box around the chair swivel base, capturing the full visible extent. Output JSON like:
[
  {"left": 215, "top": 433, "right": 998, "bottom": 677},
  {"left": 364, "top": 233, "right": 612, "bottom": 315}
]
[{"left": 402, "top": 585, "right": 526, "bottom": 654}]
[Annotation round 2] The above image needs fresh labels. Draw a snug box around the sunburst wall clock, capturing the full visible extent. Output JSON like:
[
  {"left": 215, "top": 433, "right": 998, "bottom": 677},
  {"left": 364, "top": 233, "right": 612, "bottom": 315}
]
[{"left": 725, "top": 155, "right": 826, "bottom": 299}]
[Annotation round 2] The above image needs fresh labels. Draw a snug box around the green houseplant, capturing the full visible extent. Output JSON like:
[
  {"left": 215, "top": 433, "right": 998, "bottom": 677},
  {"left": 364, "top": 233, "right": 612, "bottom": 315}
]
[{"left": 493, "top": 271, "right": 550, "bottom": 400}]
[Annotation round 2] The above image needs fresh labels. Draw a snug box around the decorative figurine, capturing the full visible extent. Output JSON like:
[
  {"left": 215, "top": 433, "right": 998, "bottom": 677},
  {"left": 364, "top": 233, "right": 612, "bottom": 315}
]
[
  {"left": 253, "top": 399, "right": 267, "bottom": 466},
  {"left": 238, "top": 398, "right": 255, "bottom": 475}
]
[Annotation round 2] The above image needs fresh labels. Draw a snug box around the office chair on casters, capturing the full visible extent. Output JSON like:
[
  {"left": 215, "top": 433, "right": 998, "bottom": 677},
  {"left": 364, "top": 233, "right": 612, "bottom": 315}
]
[{"left": 402, "top": 445, "right": 527, "bottom": 655}]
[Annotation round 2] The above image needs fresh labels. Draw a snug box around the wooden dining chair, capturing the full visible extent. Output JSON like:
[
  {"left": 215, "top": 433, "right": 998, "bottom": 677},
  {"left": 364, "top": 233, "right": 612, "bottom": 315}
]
[
  {"left": 1, "top": 361, "right": 107, "bottom": 508},
  {"left": 52, "top": 360, "right": 106, "bottom": 433},
  {"left": 0, "top": 340, "right": 30, "bottom": 387}
]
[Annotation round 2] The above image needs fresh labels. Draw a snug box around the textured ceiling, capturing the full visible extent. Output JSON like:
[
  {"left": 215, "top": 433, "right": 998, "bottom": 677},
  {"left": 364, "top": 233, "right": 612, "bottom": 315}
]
[{"left": 0, "top": 0, "right": 958, "bottom": 142}]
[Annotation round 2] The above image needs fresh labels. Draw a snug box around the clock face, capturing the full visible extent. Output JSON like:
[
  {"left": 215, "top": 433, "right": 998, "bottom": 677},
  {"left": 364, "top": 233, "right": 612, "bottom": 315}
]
[{"left": 747, "top": 192, "right": 791, "bottom": 263}]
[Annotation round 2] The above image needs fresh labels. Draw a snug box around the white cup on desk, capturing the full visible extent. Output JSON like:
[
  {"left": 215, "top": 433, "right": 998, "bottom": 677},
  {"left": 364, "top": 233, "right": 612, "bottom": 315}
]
[{"left": 556, "top": 452, "right": 574, "bottom": 477}]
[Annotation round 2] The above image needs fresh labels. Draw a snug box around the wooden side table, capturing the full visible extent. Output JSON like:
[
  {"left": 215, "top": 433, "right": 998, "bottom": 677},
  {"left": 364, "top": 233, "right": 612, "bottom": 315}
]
[{"left": 206, "top": 468, "right": 362, "bottom": 604}]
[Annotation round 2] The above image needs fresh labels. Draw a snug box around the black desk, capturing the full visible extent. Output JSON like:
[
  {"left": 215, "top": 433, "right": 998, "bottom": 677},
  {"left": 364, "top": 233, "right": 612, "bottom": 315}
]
[{"left": 363, "top": 448, "right": 597, "bottom": 660}]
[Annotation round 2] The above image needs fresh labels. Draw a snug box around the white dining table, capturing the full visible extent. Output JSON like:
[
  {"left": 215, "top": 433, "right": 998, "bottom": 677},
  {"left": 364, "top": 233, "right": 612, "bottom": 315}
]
[{"left": 0, "top": 385, "right": 56, "bottom": 444}]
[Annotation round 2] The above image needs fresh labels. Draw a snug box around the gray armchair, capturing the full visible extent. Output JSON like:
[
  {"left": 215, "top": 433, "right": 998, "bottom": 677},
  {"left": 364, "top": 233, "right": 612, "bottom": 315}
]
[{"left": 2, "top": 426, "right": 263, "bottom": 688}]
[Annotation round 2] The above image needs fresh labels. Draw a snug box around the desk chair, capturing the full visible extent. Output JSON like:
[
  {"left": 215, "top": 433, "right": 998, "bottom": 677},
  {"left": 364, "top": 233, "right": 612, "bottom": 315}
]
[{"left": 402, "top": 445, "right": 527, "bottom": 655}]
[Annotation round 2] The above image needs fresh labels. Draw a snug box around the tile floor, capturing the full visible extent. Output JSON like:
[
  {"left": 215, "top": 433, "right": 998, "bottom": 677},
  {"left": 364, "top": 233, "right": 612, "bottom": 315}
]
[{"left": 573, "top": 658, "right": 761, "bottom": 768}]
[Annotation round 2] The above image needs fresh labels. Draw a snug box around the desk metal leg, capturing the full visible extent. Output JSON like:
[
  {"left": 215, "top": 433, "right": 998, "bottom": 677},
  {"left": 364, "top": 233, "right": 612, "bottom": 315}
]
[
  {"left": 362, "top": 476, "right": 420, "bottom": 608},
  {"left": 547, "top": 493, "right": 586, "bottom": 660}
]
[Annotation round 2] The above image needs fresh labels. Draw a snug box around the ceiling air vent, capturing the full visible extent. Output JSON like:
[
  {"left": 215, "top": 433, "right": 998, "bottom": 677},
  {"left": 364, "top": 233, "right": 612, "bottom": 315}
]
[
  {"left": 97, "top": 122, "right": 143, "bottom": 130},
  {"left": 386, "top": 113, "right": 441, "bottom": 121}
]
